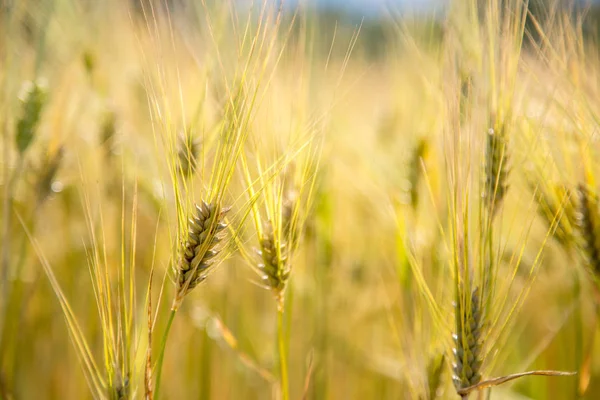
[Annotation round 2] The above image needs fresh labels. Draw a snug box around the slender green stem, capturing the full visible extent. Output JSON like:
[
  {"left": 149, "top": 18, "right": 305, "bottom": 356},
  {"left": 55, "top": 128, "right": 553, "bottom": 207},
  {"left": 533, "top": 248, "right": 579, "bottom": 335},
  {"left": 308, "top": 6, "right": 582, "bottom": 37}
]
[
  {"left": 154, "top": 308, "right": 177, "bottom": 399},
  {"left": 277, "top": 306, "right": 289, "bottom": 400}
]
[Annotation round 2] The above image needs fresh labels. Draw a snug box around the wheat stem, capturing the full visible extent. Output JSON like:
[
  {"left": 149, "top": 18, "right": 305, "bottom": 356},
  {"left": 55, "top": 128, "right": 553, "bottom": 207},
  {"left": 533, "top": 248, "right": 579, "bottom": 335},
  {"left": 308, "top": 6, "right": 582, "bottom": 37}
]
[
  {"left": 154, "top": 309, "right": 177, "bottom": 399},
  {"left": 277, "top": 306, "right": 289, "bottom": 400}
]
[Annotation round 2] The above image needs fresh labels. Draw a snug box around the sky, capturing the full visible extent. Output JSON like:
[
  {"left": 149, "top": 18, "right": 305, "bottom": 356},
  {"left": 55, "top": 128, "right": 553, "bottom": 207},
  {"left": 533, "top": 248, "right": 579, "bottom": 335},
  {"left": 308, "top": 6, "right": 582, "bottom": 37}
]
[
  {"left": 309, "top": 0, "right": 441, "bottom": 9},
  {"left": 282, "top": 0, "right": 443, "bottom": 15},
  {"left": 248, "top": 0, "right": 600, "bottom": 19},
  {"left": 282, "top": 0, "right": 599, "bottom": 14}
]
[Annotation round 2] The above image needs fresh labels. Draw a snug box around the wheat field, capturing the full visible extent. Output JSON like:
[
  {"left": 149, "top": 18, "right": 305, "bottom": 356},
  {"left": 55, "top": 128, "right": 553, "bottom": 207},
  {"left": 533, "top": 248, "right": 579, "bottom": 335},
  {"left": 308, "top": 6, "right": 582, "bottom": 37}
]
[{"left": 2, "top": 0, "right": 600, "bottom": 399}]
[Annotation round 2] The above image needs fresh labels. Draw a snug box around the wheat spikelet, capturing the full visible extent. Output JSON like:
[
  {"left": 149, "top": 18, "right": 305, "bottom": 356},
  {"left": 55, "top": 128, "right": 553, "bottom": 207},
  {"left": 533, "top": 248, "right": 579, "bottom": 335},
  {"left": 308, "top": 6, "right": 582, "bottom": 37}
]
[
  {"left": 484, "top": 116, "right": 509, "bottom": 215},
  {"left": 257, "top": 220, "right": 290, "bottom": 309},
  {"left": 453, "top": 287, "right": 483, "bottom": 393},
  {"left": 576, "top": 184, "right": 600, "bottom": 278},
  {"left": 176, "top": 201, "right": 229, "bottom": 301}
]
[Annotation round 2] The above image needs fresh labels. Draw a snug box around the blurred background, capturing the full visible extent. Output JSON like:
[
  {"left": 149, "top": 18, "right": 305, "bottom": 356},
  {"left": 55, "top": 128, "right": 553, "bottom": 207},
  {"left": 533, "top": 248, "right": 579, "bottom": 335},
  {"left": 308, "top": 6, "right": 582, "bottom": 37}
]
[{"left": 3, "top": 0, "right": 600, "bottom": 399}]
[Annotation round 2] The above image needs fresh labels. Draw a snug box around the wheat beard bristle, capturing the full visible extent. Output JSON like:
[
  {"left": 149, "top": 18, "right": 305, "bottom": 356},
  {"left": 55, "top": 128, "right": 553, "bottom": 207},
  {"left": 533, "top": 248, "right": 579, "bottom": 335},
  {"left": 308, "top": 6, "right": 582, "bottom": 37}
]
[
  {"left": 256, "top": 221, "right": 290, "bottom": 305},
  {"left": 453, "top": 287, "right": 483, "bottom": 392},
  {"left": 177, "top": 201, "right": 229, "bottom": 298},
  {"left": 576, "top": 184, "right": 600, "bottom": 276}
]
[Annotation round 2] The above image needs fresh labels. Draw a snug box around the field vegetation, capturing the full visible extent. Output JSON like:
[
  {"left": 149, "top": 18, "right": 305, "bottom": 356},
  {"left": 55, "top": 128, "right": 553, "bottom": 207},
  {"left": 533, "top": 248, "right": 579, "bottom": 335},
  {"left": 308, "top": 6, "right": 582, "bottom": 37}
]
[{"left": 1, "top": 0, "right": 600, "bottom": 398}]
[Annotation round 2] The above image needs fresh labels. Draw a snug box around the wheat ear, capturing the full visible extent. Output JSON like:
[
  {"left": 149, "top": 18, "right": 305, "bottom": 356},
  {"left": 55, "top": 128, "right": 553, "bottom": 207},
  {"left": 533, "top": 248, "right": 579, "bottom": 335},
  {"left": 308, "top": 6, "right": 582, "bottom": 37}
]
[
  {"left": 453, "top": 287, "right": 484, "bottom": 396},
  {"left": 175, "top": 201, "right": 230, "bottom": 304},
  {"left": 257, "top": 220, "right": 290, "bottom": 310}
]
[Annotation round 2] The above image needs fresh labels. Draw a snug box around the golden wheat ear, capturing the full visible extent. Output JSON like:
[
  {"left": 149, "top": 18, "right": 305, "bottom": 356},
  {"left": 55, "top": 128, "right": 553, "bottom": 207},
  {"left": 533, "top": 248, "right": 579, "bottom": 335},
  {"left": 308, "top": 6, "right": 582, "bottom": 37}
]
[
  {"left": 175, "top": 201, "right": 230, "bottom": 302},
  {"left": 256, "top": 219, "right": 291, "bottom": 308}
]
